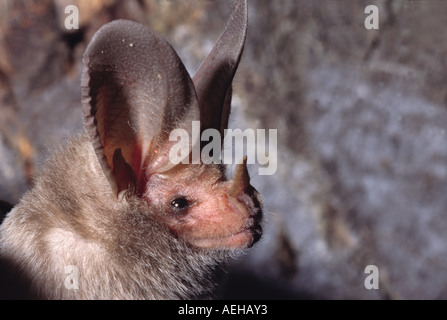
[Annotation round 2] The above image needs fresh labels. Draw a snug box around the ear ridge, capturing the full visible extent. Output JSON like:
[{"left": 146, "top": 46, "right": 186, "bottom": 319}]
[{"left": 193, "top": 0, "right": 248, "bottom": 138}]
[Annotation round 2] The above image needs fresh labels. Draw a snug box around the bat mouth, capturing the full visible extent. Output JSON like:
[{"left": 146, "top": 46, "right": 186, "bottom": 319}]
[
  {"left": 189, "top": 213, "right": 263, "bottom": 250},
  {"left": 234, "top": 220, "right": 263, "bottom": 248},
  {"left": 217, "top": 201, "right": 263, "bottom": 249}
]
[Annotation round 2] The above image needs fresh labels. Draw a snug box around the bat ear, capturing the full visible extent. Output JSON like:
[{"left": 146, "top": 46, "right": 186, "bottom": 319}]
[
  {"left": 81, "top": 20, "right": 200, "bottom": 198},
  {"left": 193, "top": 0, "right": 248, "bottom": 139}
]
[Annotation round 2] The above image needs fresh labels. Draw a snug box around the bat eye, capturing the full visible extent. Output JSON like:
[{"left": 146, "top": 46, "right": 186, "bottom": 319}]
[{"left": 170, "top": 197, "right": 191, "bottom": 213}]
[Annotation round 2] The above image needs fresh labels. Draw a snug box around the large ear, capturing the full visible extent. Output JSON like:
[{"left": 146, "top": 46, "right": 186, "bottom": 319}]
[
  {"left": 193, "top": 0, "right": 248, "bottom": 138},
  {"left": 81, "top": 20, "right": 200, "bottom": 197}
]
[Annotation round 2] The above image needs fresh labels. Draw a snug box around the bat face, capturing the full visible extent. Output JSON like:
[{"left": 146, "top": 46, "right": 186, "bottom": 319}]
[{"left": 143, "top": 162, "right": 262, "bottom": 250}]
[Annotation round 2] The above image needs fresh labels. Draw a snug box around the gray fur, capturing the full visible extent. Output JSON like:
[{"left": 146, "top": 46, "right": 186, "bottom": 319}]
[{"left": 0, "top": 134, "right": 226, "bottom": 299}]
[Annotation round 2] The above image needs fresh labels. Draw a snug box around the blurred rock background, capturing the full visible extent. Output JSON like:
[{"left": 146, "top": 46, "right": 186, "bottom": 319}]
[{"left": 0, "top": 0, "right": 446, "bottom": 299}]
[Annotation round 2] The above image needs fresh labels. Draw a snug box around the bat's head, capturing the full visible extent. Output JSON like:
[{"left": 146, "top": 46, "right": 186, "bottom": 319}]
[
  {"left": 144, "top": 160, "right": 262, "bottom": 250},
  {"left": 81, "top": 0, "right": 262, "bottom": 251}
]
